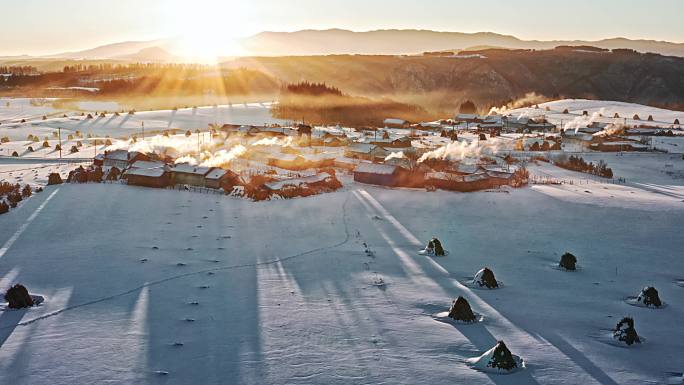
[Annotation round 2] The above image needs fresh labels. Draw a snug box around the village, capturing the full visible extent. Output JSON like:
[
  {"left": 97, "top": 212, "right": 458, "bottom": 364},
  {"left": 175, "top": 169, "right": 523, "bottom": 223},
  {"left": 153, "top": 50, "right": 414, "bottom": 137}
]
[{"left": 0, "top": 98, "right": 673, "bottom": 202}]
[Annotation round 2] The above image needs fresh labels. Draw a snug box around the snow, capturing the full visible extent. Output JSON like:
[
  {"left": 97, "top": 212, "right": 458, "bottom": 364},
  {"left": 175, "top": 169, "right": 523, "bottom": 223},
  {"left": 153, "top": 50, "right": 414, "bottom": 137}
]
[
  {"left": 0, "top": 98, "right": 684, "bottom": 384},
  {"left": 354, "top": 162, "right": 399, "bottom": 175}
]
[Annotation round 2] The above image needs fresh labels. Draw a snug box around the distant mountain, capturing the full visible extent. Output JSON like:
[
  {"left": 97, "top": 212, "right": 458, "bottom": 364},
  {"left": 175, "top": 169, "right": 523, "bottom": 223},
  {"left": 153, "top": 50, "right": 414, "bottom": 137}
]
[
  {"left": 239, "top": 29, "right": 684, "bottom": 57},
  {"left": 114, "top": 46, "right": 182, "bottom": 63},
  {"left": 48, "top": 39, "right": 172, "bottom": 60}
]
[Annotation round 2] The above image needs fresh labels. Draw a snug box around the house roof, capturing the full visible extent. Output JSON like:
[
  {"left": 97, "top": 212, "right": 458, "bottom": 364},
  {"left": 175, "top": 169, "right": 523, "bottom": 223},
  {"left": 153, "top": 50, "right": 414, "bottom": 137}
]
[
  {"left": 104, "top": 149, "right": 130, "bottom": 161},
  {"left": 384, "top": 118, "right": 407, "bottom": 125},
  {"left": 354, "top": 162, "right": 400, "bottom": 175},
  {"left": 264, "top": 173, "right": 331, "bottom": 190},
  {"left": 347, "top": 143, "right": 377, "bottom": 153},
  {"left": 172, "top": 163, "right": 212, "bottom": 176},
  {"left": 129, "top": 160, "right": 167, "bottom": 170},
  {"left": 125, "top": 167, "right": 166, "bottom": 178},
  {"left": 205, "top": 168, "right": 228, "bottom": 180}
]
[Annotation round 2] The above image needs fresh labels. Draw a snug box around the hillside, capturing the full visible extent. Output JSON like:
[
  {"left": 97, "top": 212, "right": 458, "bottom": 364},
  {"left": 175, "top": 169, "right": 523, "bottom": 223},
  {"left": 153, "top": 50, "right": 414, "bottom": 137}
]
[{"left": 228, "top": 48, "right": 684, "bottom": 113}]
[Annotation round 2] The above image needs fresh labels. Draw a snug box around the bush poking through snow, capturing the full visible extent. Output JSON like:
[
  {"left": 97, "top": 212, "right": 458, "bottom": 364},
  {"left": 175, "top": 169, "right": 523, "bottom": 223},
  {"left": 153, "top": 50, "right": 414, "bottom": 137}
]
[
  {"left": 467, "top": 340, "right": 523, "bottom": 373},
  {"left": 448, "top": 296, "right": 476, "bottom": 322},
  {"left": 473, "top": 267, "right": 498, "bottom": 289},
  {"left": 0, "top": 200, "right": 9, "bottom": 215},
  {"left": 559, "top": 252, "right": 577, "bottom": 270},
  {"left": 487, "top": 341, "right": 518, "bottom": 371},
  {"left": 4, "top": 284, "right": 34, "bottom": 309},
  {"left": 636, "top": 286, "right": 662, "bottom": 308},
  {"left": 47, "top": 173, "right": 63, "bottom": 185},
  {"left": 423, "top": 237, "right": 445, "bottom": 256},
  {"left": 613, "top": 317, "right": 641, "bottom": 346}
]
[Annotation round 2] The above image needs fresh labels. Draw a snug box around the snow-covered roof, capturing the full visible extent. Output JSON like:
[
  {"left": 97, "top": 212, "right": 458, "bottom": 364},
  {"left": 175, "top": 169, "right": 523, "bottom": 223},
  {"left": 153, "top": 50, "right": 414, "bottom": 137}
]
[
  {"left": 130, "top": 160, "right": 166, "bottom": 170},
  {"left": 205, "top": 168, "right": 228, "bottom": 180},
  {"left": 172, "top": 163, "right": 212, "bottom": 175},
  {"left": 104, "top": 149, "right": 130, "bottom": 161},
  {"left": 125, "top": 167, "right": 166, "bottom": 178},
  {"left": 264, "top": 173, "right": 331, "bottom": 190},
  {"left": 354, "top": 162, "right": 399, "bottom": 175},
  {"left": 463, "top": 173, "right": 490, "bottom": 182},
  {"left": 384, "top": 118, "right": 407, "bottom": 125},
  {"left": 347, "top": 143, "right": 377, "bottom": 153}
]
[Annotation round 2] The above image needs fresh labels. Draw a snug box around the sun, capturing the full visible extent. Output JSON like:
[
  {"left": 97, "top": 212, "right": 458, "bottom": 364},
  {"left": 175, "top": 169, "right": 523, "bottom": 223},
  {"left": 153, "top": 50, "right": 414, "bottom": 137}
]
[{"left": 163, "top": 0, "right": 251, "bottom": 62}]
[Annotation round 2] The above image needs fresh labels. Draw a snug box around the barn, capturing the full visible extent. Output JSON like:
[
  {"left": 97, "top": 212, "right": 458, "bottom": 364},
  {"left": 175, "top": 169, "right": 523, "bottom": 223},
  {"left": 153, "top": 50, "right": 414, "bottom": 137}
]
[
  {"left": 353, "top": 162, "right": 423, "bottom": 187},
  {"left": 171, "top": 163, "right": 213, "bottom": 187},
  {"left": 125, "top": 167, "right": 170, "bottom": 188},
  {"left": 103, "top": 150, "right": 149, "bottom": 169},
  {"left": 205, "top": 168, "right": 241, "bottom": 189}
]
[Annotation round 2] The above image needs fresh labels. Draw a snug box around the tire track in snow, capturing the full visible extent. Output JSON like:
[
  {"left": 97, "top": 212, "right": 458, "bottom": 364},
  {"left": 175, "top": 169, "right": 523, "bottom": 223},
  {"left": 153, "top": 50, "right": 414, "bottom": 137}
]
[
  {"left": 1, "top": 192, "right": 352, "bottom": 329},
  {"left": 0, "top": 188, "right": 60, "bottom": 260},
  {"left": 353, "top": 188, "right": 605, "bottom": 385}
]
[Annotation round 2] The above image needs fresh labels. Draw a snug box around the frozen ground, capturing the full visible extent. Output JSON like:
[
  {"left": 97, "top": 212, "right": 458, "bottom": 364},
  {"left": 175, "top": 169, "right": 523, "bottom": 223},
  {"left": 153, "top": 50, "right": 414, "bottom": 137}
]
[
  {"left": 0, "top": 165, "right": 683, "bottom": 384},
  {"left": 1, "top": 97, "right": 683, "bottom": 384},
  {"left": 0, "top": 98, "right": 287, "bottom": 142}
]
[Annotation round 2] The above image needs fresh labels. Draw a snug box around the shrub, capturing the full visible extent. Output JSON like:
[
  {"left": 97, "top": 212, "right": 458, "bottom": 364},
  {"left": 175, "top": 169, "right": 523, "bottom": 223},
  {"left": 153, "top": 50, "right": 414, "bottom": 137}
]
[
  {"left": 613, "top": 317, "right": 640, "bottom": 346},
  {"left": 636, "top": 286, "right": 662, "bottom": 307},
  {"left": 448, "top": 296, "right": 476, "bottom": 322},
  {"left": 21, "top": 184, "right": 32, "bottom": 198},
  {"left": 4, "top": 284, "right": 34, "bottom": 309},
  {"left": 47, "top": 173, "right": 63, "bottom": 185},
  {"left": 473, "top": 267, "right": 498, "bottom": 289},
  {"left": 11, "top": 151, "right": 18, "bottom": 157},
  {"left": 487, "top": 341, "right": 517, "bottom": 371},
  {"left": 559, "top": 252, "right": 577, "bottom": 270},
  {"left": 0, "top": 200, "right": 8, "bottom": 214}
]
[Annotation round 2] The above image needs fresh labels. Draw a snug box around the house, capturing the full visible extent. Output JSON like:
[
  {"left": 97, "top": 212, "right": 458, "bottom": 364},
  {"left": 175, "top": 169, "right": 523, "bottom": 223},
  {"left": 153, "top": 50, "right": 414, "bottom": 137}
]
[
  {"left": 344, "top": 143, "right": 388, "bottom": 161},
  {"left": 171, "top": 163, "right": 213, "bottom": 187},
  {"left": 267, "top": 153, "right": 309, "bottom": 170},
  {"left": 371, "top": 136, "right": 413, "bottom": 149},
  {"left": 383, "top": 118, "right": 408, "bottom": 128},
  {"left": 205, "top": 168, "right": 240, "bottom": 189},
  {"left": 454, "top": 114, "right": 482, "bottom": 123},
  {"left": 353, "top": 162, "right": 423, "bottom": 187},
  {"left": 125, "top": 166, "right": 170, "bottom": 188},
  {"left": 263, "top": 173, "right": 332, "bottom": 191},
  {"left": 589, "top": 141, "right": 649, "bottom": 152},
  {"left": 103, "top": 149, "right": 149, "bottom": 169}
]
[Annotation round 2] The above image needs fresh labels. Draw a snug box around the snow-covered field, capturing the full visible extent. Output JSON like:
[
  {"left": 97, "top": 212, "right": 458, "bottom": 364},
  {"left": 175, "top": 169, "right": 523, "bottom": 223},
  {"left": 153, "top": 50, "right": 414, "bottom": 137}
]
[
  {"left": 0, "top": 98, "right": 287, "bottom": 142},
  {"left": 0, "top": 165, "right": 683, "bottom": 384},
  {"left": 508, "top": 99, "right": 684, "bottom": 128},
  {"left": 1, "top": 97, "right": 684, "bottom": 384}
]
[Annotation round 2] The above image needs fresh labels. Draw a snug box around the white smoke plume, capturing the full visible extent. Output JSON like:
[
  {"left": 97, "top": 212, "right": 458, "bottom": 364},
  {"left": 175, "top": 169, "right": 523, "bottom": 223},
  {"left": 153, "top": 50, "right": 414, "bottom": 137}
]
[
  {"left": 593, "top": 122, "right": 625, "bottom": 138},
  {"left": 488, "top": 93, "right": 548, "bottom": 115},
  {"left": 565, "top": 108, "right": 606, "bottom": 133},
  {"left": 199, "top": 145, "right": 247, "bottom": 168},
  {"left": 384, "top": 151, "right": 407, "bottom": 161},
  {"left": 252, "top": 136, "right": 293, "bottom": 147},
  {"left": 418, "top": 139, "right": 500, "bottom": 163}
]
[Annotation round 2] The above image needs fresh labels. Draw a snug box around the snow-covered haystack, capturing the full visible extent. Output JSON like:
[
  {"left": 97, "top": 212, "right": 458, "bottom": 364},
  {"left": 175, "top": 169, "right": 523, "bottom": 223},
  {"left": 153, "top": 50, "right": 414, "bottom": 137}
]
[
  {"left": 559, "top": 252, "right": 577, "bottom": 271},
  {"left": 627, "top": 286, "right": 663, "bottom": 308},
  {"left": 420, "top": 237, "right": 446, "bottom": 256},
  {"left": 448, "top": 296, "right": 476, "bottom": 323},
  {"left": 473, "top": 267, "right": 499, "bottom": 289},
  {"left": 613, "top": 317, "right": 641, "bottom": 346},
  {"left": 47, "top": 173, "right": 63, "bottom": 185},
  {"left": 466, "top": 341, "right": 523, "bottom": 374},
  {"left": 4, "top": 284, "right": 34, "bottom": 309}
]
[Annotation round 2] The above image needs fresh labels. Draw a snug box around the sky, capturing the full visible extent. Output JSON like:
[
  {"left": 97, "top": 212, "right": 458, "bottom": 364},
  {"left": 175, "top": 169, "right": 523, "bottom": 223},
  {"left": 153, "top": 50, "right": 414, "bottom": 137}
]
[{"left": 1, "top": 0, "right": 682, "bottom": 56}]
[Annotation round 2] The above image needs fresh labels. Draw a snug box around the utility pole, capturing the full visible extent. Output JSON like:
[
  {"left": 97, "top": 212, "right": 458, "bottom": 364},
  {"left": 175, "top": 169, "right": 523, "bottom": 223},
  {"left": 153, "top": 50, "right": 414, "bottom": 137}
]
[
  {"left": 58, "top": 127, "right": 62, "bottom": 159},
  {"left": 196, "top": 129, "right": 201, "bottom": 154},
  {"left": 141, "top": 121, "right": 145, "bottom": 141}
]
